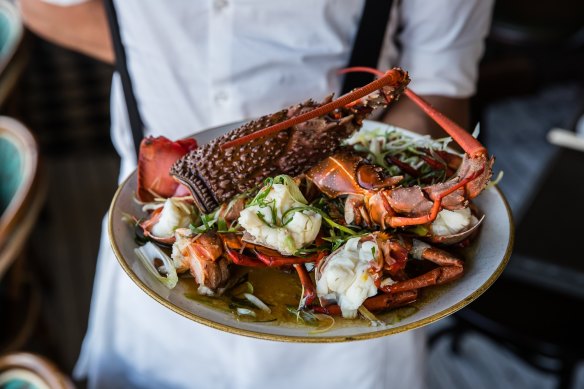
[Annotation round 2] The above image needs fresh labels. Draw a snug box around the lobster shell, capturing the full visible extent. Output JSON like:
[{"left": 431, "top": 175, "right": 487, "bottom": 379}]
[{"left": 171, "top": 68, "right": 410, "bottom": 214}]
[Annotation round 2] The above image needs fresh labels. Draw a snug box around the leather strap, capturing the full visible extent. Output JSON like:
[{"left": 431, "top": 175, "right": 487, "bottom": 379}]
[
  {"left": 341, "top": 0, "right": 394, "bottom": 94},
  {"left": 104, "top": 0, "right": 144, "bottom": 158}
]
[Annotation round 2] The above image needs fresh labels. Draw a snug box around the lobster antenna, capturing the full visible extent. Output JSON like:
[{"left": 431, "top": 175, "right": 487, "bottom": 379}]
[
  {"left": 340, "top": 67, "right": 487, "bottom": 157},
  {"left": 221, "top": 68, "right": 408, "bottom": 150},
  {"left": 403, "top": 89, "right": 486, "bottom": 157}
]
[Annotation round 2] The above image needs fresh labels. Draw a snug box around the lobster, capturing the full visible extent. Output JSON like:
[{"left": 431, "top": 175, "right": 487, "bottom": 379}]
[{"left": 170, "top": 68, "right": 410, "bottom": 214}]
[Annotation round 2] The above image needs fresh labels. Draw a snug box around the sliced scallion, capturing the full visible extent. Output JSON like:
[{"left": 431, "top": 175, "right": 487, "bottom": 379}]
[
  {"left": 134, "top": 242, "right": 178, "bottom": 289},
  {"left": 236, "top": 307, "right": 256, "bottom": 317},
  {"left": 286, "top": 307, "right": 319, "bottom": 326},
  {"left": 358, "top": 305, "right": 385, "bottom": 327},
  {"left": 243, "top": 293, "right": 271, "bottom": 313},
  {"left": 308, "top": 314, "right": 336, "bottom": 334},
  {"left": 273, "top": 175, "right": 308, "bottom": 204}
]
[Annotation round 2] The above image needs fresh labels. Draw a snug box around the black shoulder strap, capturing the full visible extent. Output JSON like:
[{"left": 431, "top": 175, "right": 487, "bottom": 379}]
[
  {"left": 104, "top": 0, "right": 145, "bottom": 159},
  {"left": 341, "top": 0, "right": 394, "bottom": 95}
]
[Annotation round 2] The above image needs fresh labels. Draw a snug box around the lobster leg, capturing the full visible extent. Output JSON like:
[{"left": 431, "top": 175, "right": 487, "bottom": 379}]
[
  {"left": 293, "top": 264, "right": 317, "bottom": 308},
  {"left": 222, "top": 233, "right": 326, "bottom": 269},
  {"left": 381, "top": 246, "right": 463, "bottom": 294},
  {"left": 313, "top": 290, "right": 418, "bottom": 315},
  {"left": 337, "top": 67, "right": 486, "bottom": 157},
  {"left": 386, "top": 155, "right": 420, "bottom": 177},
  {"left": 384, "top": 167, "right": 484, "bottom": 228},
  {"left": 424, "top": 149, "right": 462, "bottom": 172},
  {"left": 255, "top": 251, "right": 325, "bottom": 267},
  {"left": 225, "top": 248, "right": 266, "bottom": 267}
]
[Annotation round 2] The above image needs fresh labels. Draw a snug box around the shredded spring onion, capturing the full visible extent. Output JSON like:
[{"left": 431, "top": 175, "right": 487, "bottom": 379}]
[
  {"left": 286, "top": 307, "right": 320, "bottom": 326},
  {"left": 485, "top": 170, "right": 504, "bottom": 190},
  {"left": 231, "top": 281, "right": 254, "bottom": 296},
  {"left": 121, "top": 212, "right": 137, "bottom": 226},
  {"left": 134, "top": 242, "right": 178, "bottom": 289},
  {"left": 142, "top": 202, "right": 165, "bottom": 212},
  {"left": 308, "top": 314, "right": 336, "bottom": 334},
  {"left": 358, "top": 306, "right": 386, "bottom": 327},
  {"left": 236, "top": 307, "right": 256, "bottom": 317},
  {"left": 344, "top": 126, "right": 462, "bottom": 187},
  {"left": 243, "top": 293, "right": 271, "bottom": 313}
]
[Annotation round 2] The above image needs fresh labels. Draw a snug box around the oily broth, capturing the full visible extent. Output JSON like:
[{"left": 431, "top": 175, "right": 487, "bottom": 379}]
[
  {"left": 184, "top": 267, "right": 323, "bottom": 325},
  {"left": 183, "top": 267, "right": 302, "bottom": 323},
  {"left": 183, "top": 265, "right": 423, "bottom": 329},
  {"left": 246, "top": 267, "right": 302, "bottom": 322}
]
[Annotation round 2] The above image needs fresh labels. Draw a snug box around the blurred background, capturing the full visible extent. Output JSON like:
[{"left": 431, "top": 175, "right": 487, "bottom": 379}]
[{"left": 0, "top": 0, "right": 583, "bottom": 388}]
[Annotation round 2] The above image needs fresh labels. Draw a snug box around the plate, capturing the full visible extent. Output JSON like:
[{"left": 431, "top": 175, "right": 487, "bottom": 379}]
[{"left": 108, "top": 120, "right": 514, "bottom": 342}]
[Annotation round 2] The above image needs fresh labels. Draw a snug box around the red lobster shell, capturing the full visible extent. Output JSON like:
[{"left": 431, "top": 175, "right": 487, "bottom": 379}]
[{"left": 170, "top": 68, "right": 410, "bottom": 214}]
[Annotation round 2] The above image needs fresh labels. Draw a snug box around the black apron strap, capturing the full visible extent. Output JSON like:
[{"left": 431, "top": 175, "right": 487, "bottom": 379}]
[
  {"left": 341, "top": 0, "right": 394, "bottom": 95},
  {"left": 104, "top": 0, "right": 145, "bottom": 159}
]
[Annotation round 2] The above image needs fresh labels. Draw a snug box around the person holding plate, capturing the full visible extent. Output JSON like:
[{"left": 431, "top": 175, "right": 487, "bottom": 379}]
[{"left": 20, "top": 1, "right": 494, "bottom": 388}]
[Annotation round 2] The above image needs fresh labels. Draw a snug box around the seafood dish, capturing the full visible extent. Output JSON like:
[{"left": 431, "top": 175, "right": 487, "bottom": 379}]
[{"left": 128, "top": 67, "right": 495, "bottom": 328}]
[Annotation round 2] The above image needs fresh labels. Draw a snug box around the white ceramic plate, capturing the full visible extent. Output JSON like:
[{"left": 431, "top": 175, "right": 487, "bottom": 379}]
[{"left": 108, "top": 120, "right": 514, "bottom": 342}]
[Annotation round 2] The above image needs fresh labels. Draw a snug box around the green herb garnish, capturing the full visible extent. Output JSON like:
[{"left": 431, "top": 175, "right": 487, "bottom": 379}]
[{"left": 286, "top": 306, "right": 320, "bottom": 326}]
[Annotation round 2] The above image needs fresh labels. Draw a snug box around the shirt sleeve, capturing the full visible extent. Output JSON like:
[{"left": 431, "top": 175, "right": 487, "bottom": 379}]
[{"left": 395, "top": 0, "right": 494, "bottom": 98}]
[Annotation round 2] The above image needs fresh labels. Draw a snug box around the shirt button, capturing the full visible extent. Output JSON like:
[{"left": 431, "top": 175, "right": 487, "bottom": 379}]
[
  {"left": 214, "top": 0, "right": 228, "bottom": 11},
  {"left": 215, "top": 91, "right": 229, "bottom": 103}
]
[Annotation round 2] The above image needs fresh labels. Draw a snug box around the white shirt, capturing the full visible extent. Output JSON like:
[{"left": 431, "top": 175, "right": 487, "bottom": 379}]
[
  {"left": 55, "top": 0, "right": 493, "bottom": 388},
  {"left": 107, "top": 0, "right": 493, "bottom": 174}
]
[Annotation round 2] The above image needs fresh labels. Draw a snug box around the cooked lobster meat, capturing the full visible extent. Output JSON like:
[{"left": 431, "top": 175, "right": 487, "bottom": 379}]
[{"left": 173, "top": 229, "right": 231, "bottom": 295}]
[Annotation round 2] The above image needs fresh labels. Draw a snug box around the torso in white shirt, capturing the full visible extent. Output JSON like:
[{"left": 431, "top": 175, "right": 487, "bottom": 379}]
[{"left": 72, "top": 1, "right": 493, "bottom": 387}]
